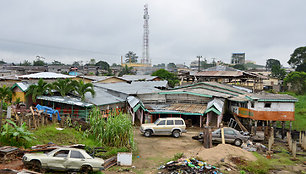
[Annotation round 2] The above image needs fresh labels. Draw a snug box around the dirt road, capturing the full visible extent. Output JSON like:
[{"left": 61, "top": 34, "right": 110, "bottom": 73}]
[{"left": 131, "top": 127, "right": 202, "bottom": 173}]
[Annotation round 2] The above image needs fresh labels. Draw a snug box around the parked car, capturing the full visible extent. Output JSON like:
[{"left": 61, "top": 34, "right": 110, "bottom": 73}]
[
  {"left": 22, "top": 147, "right": 104, "bottom": 173},
  {"left": 194, "top": 127, "right": 249, "bottom": 146},
  {"left": 140, "top": 117, "right": 187, "bottom": 138}
]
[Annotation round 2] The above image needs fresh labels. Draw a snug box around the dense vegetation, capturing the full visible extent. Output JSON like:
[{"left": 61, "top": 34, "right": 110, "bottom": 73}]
[
  {"left": 152, "top": 69, "right": 179, "bottom": 88},
  {"left": 86, "top": 107, "right": 134, "bottom": 149}
]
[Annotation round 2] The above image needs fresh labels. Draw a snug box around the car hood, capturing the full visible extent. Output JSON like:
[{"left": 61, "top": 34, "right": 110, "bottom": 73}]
[
  {"left": 93, "top": 157, "right": 104, "bottom": 163},
  {"left": 141, "top": 123, "right": 155, "bottom": 128},
  {"left": 24, "top": 153, "right": 48, "bottom": 158}
]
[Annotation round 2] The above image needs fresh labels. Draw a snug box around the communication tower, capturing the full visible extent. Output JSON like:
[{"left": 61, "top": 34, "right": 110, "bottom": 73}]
[{"left": 142, "top": 4, "right": 150, "bottom": 65}]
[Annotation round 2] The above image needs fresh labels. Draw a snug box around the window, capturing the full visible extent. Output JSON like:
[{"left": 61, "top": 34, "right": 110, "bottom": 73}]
[
  {"left": 224, "top": 129, "right": 236, "bottom": 135},
  {"left": 251, "top": 102, "right": 254, "bottom": 108},
  {"left": 70, "top": 150, "right": 85, "bottom": 159},
  {"left": 175, "top": 120, "right": 184, "bottom": 125},
  {"left": 167, "top": 120, "right": 174, "bottom": 125},
  {"left": 264, "top": 103, "right": 271, "bottom": 108},
  {"left": 213, "top": 129, "right": 220, "bottom": 134},
  {"left": 54, "top": 150, "right": 69, "bottom": 158},
  {"left": 157, "top": 120, "right": 165, "bottom": 126}
]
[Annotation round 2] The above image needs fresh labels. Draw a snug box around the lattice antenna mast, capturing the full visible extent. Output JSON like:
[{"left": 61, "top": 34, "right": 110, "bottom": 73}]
[{"left": 142, "top": 4, "right": 150, "bottom": 65}]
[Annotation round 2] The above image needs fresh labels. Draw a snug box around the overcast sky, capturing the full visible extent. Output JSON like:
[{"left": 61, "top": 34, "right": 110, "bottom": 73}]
[{"left": 0, "top": 0, "right": 305, "bottom": 66}]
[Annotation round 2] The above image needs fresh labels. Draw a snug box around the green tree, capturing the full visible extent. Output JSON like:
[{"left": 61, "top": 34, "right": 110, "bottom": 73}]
[
  {"left": 26, "top": 79, "right": 52, "bottom": 102},
  {"left": 72, "top": 61, "right": 80, "bottom": 67},
  {"left": 125, "top": 51, "right": 138, "bottom": 63},
  {"left": 266, "top": 59, "right": 281, "bottom": 70},
  {"left": 33, "top": 59, "right": 46, "bottom": 66},
  {"left": 0, "top": 85, "right": 12, "bottom": 132},
  {"left": 74, "top": 80, "right": 95, "bottom": 101},
  {"left": 20, "top": 60, "right": 31, "bottom": 66},
  {"left": 167, "top": 63, "right": 176, "bottom": 70},
  {"left": 51, "top": 60, "right": 64, "bottom": 65},
  {"left": 288, "top": 46, "right": 306, "bottom": 71},
  {"left": 152, "top": 69, "right": 179, "bottom": 88},
  {"left": 271, "top": 65, "right": 286, "bottom": 79},
  {"left": 88, "top": 58, "right": 96, "bottom": 66},
  {"left": 95, "top": 61, "right": 110, "bottom": 70},
  {"left": 284, "top": 71, "right": 306, "bottom": 94},
  {"left": 119, "top": 65, "right": 134, "bottom": 76},
  {"left": 51, "top": 79, "right": 75, "bottom": 97}
]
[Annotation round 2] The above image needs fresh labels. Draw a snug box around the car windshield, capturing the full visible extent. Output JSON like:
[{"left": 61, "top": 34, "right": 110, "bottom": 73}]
[
  {"left": 154, "top": 118, "right": 160, "bottom": 124},
  {"left": 46, "top": 149, "right": 58, "bottom": 156}
]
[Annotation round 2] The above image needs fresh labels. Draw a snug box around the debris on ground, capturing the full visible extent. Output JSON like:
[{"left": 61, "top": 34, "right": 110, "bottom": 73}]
[
  {"left": 0, "top": 146, "right": 22, "bottom": 164},
  {"left": 158, "top": 157, "right": 222, "bottom": 174},
  {"left": 241, "top": 140, "right": 267, "bottom": 152},
  {"left": 104, "top": 156, "right": 117, "bottom": 170},
  {"left": 187, "top": 144, "right": 257, "bottom": 165}
]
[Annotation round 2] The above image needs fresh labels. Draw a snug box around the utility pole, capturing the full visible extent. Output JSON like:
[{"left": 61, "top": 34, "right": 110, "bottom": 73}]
[{"left": 197, "top": 56, "right": 202, "bottom": 72}]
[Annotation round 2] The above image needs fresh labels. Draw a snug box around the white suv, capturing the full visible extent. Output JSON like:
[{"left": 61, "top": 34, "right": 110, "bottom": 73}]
[{"left": 140, "top": 117, "right": 187, "bottom": 138}]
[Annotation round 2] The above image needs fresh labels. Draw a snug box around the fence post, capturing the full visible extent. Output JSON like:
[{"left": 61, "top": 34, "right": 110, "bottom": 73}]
[
  {"left": 292, "top": 141, "right": 297, "bottom": 159},
  {"left": 303, "top": 133, "right": 306, "bottom": 150},
  {"left": 221, "top": 123, "right": 225, "bottom": 144}
]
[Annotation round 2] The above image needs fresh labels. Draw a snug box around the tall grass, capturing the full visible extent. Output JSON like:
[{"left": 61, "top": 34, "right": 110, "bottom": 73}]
[{"left": 88, "top": 107, "right": 134, "bottom": 149}]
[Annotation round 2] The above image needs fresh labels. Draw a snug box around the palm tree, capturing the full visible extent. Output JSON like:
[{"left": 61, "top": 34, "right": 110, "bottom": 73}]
[
  {"left": 0, "top": 85, "right": 12, "bottom": 131},
  {"left": 26, "top": 79, "right": 52, "bottom": 103},
  {"left": 51, "top": 79, "right": 75, "bottom": 97},
  {"left": 74, "top": 80, "right": 95, "bottom": 101}
]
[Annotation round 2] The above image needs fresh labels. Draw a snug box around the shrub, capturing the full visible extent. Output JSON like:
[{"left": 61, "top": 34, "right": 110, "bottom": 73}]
[
  {"left": 87, "top": 107, "right": 134, "bottom": 149},
  {"left": 0, "top": 119, "right": 33, "bottom": 147}
]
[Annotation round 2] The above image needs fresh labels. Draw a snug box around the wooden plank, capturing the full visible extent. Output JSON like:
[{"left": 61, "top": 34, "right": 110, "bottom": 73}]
[{"left": 232, "top": 114, "right": 248, "bottom": 132}]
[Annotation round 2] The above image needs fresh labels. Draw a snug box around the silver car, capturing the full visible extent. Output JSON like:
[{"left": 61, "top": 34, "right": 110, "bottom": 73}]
[
  {"left": 195, "top": 127, "right": 249, "bottom": 146},
  {"left": 22, "top": 147, "right": 104, "bottom": 173}
]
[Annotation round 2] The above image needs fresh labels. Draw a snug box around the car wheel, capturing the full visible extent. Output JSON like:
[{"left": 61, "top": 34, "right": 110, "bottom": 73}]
[
  {"left": 80, "top": 165, "right": 93, "bottom": 174},
  {"left": 30, "top": 160, "right": 42, "bottom": 172},
  {"left": 144, "top": 130, "right": 152, "bottom": 137},
  {"left": 234, "top": 139, "right": 242, "bottom": 146},
  {"left": 172, "top": 130, "right": 181, "bottom": 138}
]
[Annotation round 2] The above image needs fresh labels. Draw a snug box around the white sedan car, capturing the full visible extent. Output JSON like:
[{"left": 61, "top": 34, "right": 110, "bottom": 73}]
[{"left": 22, "top": 147, "right": 104, "bottom": 173}]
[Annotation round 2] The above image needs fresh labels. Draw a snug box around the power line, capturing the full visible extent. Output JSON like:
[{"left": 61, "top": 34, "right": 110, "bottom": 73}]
[{"left": 0, "top": 38, "right": 122, "bottom": 57}]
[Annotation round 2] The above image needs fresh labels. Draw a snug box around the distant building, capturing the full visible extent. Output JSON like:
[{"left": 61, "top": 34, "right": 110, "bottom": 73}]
[{"left": 231, "top": 53, "right": 245, "bottom": 65}]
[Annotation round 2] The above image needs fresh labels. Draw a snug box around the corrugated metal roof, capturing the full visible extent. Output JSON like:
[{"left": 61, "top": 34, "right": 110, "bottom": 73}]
[
  {"left": 19, "top": 72, "right": 75, "bottom": 79},
  {"left": 37, "top": 96, "right": 93, "bottom": 107},
  {"left": 11, "top": 82, "right": 30, "bottom": 92},
  {"left": 127, "top": 96, "right": 140, "bottom": 108},
  {"left": 145, "top": 103, "right": 206, "bottom": 115},
  {"left": 164, "top": 103, "right": 207, "bottom": 114},
  {"left": 204, "top": 65, "right": 238, "bottom": 71},
  {"left": 195, "top": 71, "right": 243, "bottom": 77},
  {"left": 249, "top": 92, "right": 297, "bottom": 101},
  {"left": 121, "top": 75, "right": 159, "bottom": 81},
  {"left": 94, "top": 81, "right": 165, "bottom": 95},
  {"left": 206, "top": 98, "right": 224, "bottom": 113},
  {"left": 84, "top": 87, "right": 125, "bottom": 106}
]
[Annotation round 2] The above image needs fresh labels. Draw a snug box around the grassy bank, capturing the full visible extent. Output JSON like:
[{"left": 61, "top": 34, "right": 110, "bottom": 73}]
[
  {"left": 30, "top": 124, "right": 100, "bottom": 147},
  {"left": 279, "top": 92, "right": 306, "bottom": 131}
]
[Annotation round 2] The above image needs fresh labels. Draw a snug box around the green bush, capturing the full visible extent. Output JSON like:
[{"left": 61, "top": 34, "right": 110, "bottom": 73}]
[
  {"left": 87, "top": 107, "right": 134, "bottom": 149},
  {"left": 0, "top": 119, "right": 33, "bottom": 148}
]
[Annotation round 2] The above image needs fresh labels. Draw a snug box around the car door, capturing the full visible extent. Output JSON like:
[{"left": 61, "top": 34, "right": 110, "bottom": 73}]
[
  {"left": 224, "top": 128, "right": 237, "bottom": 143},
  {"left": 212, "top": 129, "right": 222, "bottom": 142},
  {"left": 47, "top": 150, "right": 70, "bottom": 170},
  {"left": 65, "top": 150, "right": 86, "bottom": 170},
  {"left": 166, "top": 120, "right": 174, "bottom": 135},
  {"left": 155, "top": 120, "right": 166, "bottom": 135}
]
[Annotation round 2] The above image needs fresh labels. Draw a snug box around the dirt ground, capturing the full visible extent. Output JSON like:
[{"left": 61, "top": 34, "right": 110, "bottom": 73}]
[{"left": 132, "top": 127, "right": 203, "bottom": 173}]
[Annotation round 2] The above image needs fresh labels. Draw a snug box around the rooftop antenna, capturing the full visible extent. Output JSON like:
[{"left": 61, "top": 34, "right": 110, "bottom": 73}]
[{"left": 142, "top": 4, "right": 150, "bottom": 65}]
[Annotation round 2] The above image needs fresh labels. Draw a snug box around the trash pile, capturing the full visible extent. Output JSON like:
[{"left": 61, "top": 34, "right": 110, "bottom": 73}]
[
  {"left": 241, "top": 140, "right": 267, "bottom": 152},
  {"left": 158, "top": 158, "right": 222, "bottom": 174}
]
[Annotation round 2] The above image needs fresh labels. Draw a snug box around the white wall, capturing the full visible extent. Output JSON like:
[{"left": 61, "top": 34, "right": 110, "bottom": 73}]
[{"left": 248, "top": 101, "right": 294, "bottom": 112}]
